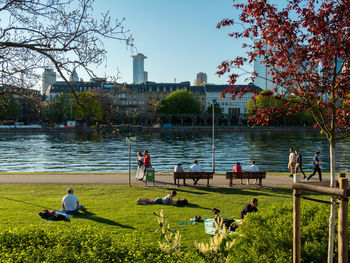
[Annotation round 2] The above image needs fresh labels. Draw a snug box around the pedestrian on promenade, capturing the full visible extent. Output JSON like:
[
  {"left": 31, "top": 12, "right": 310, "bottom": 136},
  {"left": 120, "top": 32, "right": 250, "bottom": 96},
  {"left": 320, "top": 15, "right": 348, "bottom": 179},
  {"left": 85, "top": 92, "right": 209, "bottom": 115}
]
[
  {"left": 288, "top": 148, "right": 296, "bottom": 177},
  {"left": 307, "top": 152, "right": 322, "bottom": 182},
  {"left": 294, "top": 149, "right": 306, "bottom": 179},
  {"left": 143, "top": 150, "right": 152, "bottom": 168},
  {"left": 248, "top": 161, "right": 259, "bottom": 185},
  {"left": 189, "top": 160, "right": 202, "bottom": 185},
  {"left": 232, "top": 162, "right": 243, "bottom": 185},
  {"left": 61, "top": 188, "right": 84, "bottom": 214},
  {"left": 136, "top": 152, "right": 145, "bottom": 181}
]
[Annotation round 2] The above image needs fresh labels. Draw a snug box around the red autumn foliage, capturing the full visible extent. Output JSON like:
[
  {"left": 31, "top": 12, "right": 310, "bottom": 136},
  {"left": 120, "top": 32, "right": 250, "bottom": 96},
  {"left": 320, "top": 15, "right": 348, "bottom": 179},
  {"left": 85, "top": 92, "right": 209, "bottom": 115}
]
[{"left": 217, "top": 0, "right": 350, "bottom": 143}]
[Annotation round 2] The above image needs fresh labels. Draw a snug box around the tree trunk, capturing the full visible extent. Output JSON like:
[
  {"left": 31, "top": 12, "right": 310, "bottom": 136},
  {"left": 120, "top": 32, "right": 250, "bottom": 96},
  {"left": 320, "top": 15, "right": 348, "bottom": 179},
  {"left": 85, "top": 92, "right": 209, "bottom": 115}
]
[{"left": 327, "top": 142, "right": 336, "bottom": 263}]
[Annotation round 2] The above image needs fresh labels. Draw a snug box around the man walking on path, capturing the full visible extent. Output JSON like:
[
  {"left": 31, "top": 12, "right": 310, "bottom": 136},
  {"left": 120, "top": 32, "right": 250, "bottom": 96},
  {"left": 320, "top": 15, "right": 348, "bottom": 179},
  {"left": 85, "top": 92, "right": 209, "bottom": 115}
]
[
  {"left": 288, "top": 148, "right": 295, "bottom": 177},
  {"left": 294, "top": 149, "right": 307, "bottom": 179},
  {"left": 307, "top": 152, "right": 322, "bottom": 182}
]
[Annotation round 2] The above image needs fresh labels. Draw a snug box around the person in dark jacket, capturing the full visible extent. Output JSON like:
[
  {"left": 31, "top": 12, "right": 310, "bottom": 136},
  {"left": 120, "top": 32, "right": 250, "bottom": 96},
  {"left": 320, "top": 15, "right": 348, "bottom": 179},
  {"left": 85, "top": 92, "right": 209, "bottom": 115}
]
[{"left": 240, "top": 198, "right": 258, "bottom": 219}]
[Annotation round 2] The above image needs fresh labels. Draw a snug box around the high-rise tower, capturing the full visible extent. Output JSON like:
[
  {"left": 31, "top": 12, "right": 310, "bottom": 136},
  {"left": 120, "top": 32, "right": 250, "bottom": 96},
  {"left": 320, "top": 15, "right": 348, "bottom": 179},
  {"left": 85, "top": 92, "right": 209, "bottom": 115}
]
[
  {"left": 132, "top": 53, "right": 147, "bottom": 84},
  {"left": 42, "top": 68, "right": 56, "bottom": 94}
]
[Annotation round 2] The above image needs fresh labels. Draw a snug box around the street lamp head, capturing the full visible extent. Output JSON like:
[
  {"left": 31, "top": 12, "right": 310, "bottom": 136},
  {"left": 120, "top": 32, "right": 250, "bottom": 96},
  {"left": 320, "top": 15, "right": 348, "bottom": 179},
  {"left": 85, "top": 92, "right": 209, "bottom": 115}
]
[{"left": 211, "top": 98, "right": 217, "bottom": 104}]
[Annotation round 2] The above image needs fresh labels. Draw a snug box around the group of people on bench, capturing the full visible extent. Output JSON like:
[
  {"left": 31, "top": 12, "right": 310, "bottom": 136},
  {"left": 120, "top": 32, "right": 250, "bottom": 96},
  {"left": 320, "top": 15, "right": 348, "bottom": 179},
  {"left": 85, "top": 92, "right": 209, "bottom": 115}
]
[
  {"left": 174, "top": 160, "right": 260, "bottom": 186},
  {"left": 233, "top": 161, "right": 260, "bottom": 185},
  {"left": 174, "top": 160, "right": 203, "bottom": 185}
]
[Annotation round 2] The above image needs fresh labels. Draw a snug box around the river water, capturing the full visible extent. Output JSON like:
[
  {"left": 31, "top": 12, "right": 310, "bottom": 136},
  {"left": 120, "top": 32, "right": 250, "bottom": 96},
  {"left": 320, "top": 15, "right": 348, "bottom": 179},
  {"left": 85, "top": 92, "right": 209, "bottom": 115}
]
[{"left": 0, "top": 131, "right": 349, "bottom": 173}]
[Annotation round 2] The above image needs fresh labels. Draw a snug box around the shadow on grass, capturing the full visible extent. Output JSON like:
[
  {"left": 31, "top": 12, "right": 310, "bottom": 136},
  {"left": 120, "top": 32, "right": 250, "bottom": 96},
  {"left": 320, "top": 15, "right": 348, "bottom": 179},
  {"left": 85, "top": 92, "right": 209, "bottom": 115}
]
[
  {"left": 186, "top": 203, "right": 211, "bottom": 210},
  {"left": 0, "top": 195, "right": 53, "bottom": 210},
  {"left": 74, "top": 210, "right": 135, "bottom": 229},
  {"left": 169, "top": 188, "right": 209, "bottom": 195},
  {"left": 192, "top": 187, "right": 275, "bottom": 196}
]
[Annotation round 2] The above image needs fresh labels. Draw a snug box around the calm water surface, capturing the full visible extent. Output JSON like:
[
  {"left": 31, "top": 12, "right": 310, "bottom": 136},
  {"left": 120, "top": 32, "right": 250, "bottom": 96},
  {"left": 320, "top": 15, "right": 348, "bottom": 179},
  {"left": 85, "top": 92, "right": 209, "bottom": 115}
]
[{"left": 0, "top": 131, "right": 349, "bottom": 173}]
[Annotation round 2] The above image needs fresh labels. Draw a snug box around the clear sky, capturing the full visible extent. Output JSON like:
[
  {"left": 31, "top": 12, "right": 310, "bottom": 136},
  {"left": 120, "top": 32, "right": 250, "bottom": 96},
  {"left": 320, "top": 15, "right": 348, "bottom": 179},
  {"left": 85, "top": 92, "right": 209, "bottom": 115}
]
[{"left": 85, "top": 0, "right": 249, "bottom": 85}]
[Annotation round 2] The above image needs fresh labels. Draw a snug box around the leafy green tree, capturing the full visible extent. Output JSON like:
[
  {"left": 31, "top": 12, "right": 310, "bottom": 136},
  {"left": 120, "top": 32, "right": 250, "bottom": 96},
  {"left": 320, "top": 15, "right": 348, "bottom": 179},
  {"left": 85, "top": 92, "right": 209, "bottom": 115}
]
[
  {"left": 158, "top": 90, "right": 201, "bottom": 114},
  {"left": 207, "top": 103, "right": 222, "bottom": 114},
  {"left": 0, "top": 93, "right": 20, "bottom": 120},
  {"left": 73, "top": 92, "right": 103, "bottom": 123},
  {"left": 46, "top": 93, "right": 75, "bottom": 123},
  {"left": 246, "top": 90, "right": 277, "bottom": 116}
]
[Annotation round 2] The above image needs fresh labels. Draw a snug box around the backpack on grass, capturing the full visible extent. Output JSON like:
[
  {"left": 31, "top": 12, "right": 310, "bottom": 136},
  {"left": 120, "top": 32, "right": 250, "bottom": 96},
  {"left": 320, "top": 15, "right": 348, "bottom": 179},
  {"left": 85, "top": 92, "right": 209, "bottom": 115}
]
[
  {"left": 39, "top": 210, "right": 69, "bottom": 221},
  {"left": 173, "top": 199, "right": 188, "bottom": 207}
]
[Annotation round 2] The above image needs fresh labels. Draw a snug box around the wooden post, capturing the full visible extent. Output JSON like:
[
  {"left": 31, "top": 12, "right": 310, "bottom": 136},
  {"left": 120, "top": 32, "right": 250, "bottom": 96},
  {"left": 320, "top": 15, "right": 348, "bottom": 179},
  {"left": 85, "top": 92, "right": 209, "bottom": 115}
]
[
  {"left": 293, "top": 189, "right": 301, "bottom": 263},
  {"left": 338, "top": 176, "right": 348, "bottom": 263}
]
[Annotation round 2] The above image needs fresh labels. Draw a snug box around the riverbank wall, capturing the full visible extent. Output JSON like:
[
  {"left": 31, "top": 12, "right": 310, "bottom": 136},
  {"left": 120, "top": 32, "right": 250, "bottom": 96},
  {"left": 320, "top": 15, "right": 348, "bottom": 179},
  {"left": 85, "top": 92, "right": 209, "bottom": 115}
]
[{"left": 0, "top": 125, "right": 319, "bottom": 133}]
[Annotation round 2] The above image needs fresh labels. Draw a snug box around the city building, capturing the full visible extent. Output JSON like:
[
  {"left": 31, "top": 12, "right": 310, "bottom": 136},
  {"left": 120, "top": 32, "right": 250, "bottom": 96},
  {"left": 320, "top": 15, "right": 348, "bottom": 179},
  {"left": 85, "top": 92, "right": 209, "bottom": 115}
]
[
  {"left": 253, "top": 46, "right": 275, "bottom": 91},
  {"left": 42, "top": 68, "right": 56, "bottom": 95},
  {"left": 194, "top": 72, "right": 207, "bottom": 86},
  {"left": 204, "top": 84, "right": 262, "bottom": 115},
  {"left": 46, "top": 78, "right": 115, "bottom": 101},
  {"left": 69, "top": 69, "right": 79, "bottom": 82},
  {"left": 132, "top": 53, "right": 147, "bottom": 84}
]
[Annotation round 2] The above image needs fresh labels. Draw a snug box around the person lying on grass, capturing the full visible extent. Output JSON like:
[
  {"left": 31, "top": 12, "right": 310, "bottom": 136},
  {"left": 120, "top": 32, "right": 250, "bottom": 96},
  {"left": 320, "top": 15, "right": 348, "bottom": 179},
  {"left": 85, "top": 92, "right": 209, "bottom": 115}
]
[{"left": 136, "top": 190, "right": 177, "bottom": 205}]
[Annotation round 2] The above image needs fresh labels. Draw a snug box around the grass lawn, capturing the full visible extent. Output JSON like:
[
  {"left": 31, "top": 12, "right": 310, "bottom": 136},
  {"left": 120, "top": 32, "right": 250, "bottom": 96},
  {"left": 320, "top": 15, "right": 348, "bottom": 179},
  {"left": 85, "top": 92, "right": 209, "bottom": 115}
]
[{"left": 0, "top": 184, "right": 295, "bottom": 249}]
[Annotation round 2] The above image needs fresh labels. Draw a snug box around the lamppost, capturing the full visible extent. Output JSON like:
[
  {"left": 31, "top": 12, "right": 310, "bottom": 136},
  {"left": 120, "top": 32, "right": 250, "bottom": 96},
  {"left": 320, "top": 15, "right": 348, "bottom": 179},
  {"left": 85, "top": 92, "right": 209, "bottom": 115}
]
[{"left": 211, "top": 99, "right": 217, "bottom": 173}]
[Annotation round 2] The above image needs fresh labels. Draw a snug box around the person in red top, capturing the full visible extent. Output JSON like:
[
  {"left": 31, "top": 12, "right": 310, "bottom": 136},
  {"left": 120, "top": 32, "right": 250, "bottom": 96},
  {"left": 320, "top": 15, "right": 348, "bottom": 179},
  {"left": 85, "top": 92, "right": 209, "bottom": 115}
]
[
  {"left": 232, "top": 162, "right": 244, "bottom": 185},
  {"left": 142, "top": 150, "right": 152, "bottom": 180}
]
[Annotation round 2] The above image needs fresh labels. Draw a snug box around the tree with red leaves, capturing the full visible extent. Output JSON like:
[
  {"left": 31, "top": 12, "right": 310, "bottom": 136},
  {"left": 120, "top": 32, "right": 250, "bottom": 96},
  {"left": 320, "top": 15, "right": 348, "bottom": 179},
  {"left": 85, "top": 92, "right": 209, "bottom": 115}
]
[{"left": 217, "top": 0, "right": 349, "bottom": 261}]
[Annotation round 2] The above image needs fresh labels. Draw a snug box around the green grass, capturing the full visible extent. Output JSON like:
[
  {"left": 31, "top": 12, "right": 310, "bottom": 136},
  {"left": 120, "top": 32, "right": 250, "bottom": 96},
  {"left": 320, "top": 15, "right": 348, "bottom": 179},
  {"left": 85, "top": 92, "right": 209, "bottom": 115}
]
[{"left": 0, "top": 184, "right": 295, "bottom": 248}]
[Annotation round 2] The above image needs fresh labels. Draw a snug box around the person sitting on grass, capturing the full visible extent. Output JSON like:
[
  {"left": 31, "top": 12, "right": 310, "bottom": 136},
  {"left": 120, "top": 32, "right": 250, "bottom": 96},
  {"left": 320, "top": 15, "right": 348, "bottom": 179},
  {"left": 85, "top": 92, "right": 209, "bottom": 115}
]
[
  {"left": 240, "top": 198, "right": 258, "bottom": 219},
  {"left": 136, "top": 190, "right": 177, "bottom": 205},
  {"left": 61, "top": 188, "right": 85, "bottom": 214}
]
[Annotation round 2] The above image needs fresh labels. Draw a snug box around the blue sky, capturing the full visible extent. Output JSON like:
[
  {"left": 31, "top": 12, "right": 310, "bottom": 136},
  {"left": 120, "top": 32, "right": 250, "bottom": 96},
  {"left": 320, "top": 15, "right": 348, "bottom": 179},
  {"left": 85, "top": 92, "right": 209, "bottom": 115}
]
[{"left": 87, "top": 0, "right": 249, "bottom": 85}]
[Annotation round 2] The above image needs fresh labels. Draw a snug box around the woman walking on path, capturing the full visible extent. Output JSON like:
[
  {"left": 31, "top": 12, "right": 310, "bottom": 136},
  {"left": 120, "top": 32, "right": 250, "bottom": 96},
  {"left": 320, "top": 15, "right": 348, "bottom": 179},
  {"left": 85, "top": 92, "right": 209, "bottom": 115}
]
[{"left": 136, "top": 152, "right": 145, "bottom": 180}]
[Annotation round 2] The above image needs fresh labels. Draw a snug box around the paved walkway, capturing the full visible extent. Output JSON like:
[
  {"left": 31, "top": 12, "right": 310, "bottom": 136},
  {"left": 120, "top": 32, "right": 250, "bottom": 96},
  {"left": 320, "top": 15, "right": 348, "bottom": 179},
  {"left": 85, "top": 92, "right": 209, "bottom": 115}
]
[{"left": 0, "top": 173, "right": 330, "bottom": 188}]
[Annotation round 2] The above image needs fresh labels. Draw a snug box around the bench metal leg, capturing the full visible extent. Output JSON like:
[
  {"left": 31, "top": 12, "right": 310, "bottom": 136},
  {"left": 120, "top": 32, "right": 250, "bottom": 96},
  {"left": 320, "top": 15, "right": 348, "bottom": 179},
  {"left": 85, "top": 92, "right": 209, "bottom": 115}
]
[
  {"left": 230, "top": 178, "right": 233, "bottom": 187},
  {"left": 183, "top": 179, "right": 186, "bottom": 186},
  {"left": 259, "top": 176, "right": 262, "bottom": 187},
  {"left": 207, "top": 177, "right": 209, "bottom": 187}
]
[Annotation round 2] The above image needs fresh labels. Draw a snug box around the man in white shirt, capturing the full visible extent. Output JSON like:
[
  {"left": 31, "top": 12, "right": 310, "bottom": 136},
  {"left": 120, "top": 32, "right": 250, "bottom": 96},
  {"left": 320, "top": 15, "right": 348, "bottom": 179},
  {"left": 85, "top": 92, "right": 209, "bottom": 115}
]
[
  {"left": 288, "top": 148, "right": 296, "bottom": 177},
  {"left": 189, "top": 160, "right": 202, "bottom": 185},
  {"left": 62, "top": 188, "right": 84, "bottom": 214},
  {"left": 248, "top": 160, "right": 259, "bottom": 185}
]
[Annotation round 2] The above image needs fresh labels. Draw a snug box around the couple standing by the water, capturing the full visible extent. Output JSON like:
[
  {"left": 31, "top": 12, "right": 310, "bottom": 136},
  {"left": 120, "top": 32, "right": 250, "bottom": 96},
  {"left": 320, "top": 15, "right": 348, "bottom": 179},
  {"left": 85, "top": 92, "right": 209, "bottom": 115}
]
[{"left": 136, "top": 150, "right": 152, "bottom": 181}]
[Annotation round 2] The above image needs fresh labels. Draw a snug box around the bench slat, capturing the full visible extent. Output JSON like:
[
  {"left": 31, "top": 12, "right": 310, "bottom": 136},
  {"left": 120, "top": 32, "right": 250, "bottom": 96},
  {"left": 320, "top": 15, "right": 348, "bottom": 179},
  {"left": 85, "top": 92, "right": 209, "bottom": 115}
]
[
  {"left": 225, "top": 172, "right": 266, "bottom": 187},
  {"left": 173, "top": 172, "right": 214, "bottom": 187}
]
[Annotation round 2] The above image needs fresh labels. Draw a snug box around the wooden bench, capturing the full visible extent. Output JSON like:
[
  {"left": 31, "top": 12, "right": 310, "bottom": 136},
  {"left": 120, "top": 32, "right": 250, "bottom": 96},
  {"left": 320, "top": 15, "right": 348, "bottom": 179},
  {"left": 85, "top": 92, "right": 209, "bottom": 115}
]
[
  {"left": 173, "top": 172, "right": 214, "bottom": 187},
  {"left": 226, "top": 172, "right": 266, "bottom": 187}
]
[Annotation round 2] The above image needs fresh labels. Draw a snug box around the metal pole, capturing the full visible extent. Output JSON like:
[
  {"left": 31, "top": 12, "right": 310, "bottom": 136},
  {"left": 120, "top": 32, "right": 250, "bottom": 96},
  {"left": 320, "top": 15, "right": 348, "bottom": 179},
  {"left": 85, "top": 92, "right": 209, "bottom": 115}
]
[
  {"left": 212, "top": 102, "right": 215, "bottom": 173},
  {"left": 128, "top": 143, "right": 131, "bottom": 187}
]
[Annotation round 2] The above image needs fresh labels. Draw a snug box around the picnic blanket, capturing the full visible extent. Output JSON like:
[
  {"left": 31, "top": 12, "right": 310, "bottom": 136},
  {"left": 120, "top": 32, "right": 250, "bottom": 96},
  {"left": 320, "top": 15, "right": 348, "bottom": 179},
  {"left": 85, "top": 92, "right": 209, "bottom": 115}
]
[{"left": 204, "top": 218, "right": 241, "bottom": 235}]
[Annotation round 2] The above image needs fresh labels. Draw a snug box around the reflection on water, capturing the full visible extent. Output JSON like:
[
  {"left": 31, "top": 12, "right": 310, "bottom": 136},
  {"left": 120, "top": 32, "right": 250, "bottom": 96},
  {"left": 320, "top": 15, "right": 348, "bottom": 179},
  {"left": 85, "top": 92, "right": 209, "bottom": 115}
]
[{"left": 0, "top": 131, "right": 348, "bottom": 173}]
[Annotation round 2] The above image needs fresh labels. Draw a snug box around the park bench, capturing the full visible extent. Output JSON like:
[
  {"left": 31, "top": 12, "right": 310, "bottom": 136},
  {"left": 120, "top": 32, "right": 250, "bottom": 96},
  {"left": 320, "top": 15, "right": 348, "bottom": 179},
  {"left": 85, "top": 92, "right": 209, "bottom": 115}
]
[
  {"left": 173, "top": 172, "right": 214, "bottom": 187},
  {"left": 226, "top": 172, "right": 266, "bottom": 187}
]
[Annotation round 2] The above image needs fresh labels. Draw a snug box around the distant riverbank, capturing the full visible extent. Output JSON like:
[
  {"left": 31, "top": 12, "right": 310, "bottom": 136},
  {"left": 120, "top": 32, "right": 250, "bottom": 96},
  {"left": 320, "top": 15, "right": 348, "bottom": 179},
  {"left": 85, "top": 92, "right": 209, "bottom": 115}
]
[{"left": 0, "top": 125, "right": 319, "bottom": 133}]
